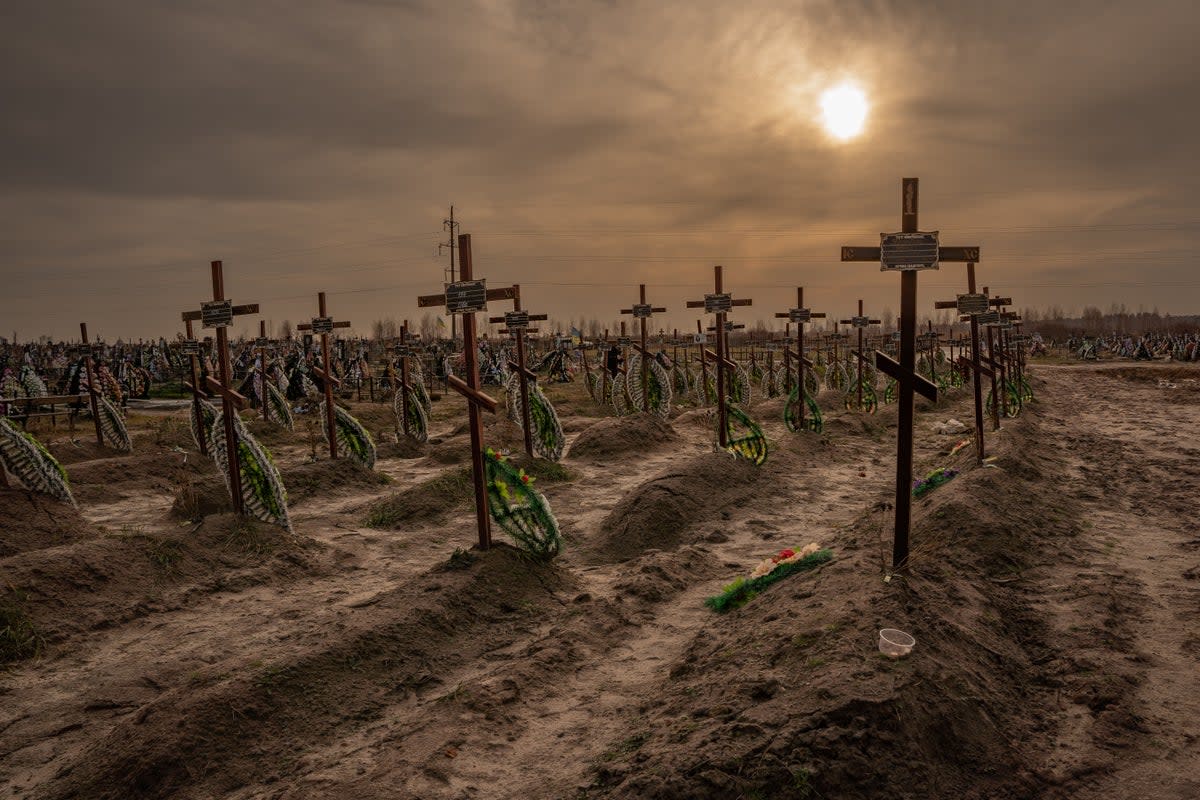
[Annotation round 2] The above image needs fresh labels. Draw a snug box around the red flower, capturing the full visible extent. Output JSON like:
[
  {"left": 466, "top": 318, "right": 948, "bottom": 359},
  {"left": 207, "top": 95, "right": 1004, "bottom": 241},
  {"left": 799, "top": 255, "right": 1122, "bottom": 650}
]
[
  {"left": 773, "top": 548, "right": 795, "bottom": 563},
  {"left": 521, "top": 474, "right": 530, "bottom": 483}
]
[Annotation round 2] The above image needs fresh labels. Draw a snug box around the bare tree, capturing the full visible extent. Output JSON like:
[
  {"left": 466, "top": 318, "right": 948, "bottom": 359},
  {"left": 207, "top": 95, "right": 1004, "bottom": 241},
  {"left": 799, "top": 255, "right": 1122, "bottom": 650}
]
[{"left": 278, "top": 320, "right": 293, "bottom": 340}]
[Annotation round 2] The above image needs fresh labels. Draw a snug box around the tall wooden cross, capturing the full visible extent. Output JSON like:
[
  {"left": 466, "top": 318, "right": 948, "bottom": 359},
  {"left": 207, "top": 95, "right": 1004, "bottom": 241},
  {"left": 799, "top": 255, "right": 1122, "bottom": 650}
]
[
  {"left": 488, "top": 285, "right": 548, "bottom": 457},
  {"left": 933, "top": 262, "right": 994, "bottom": 462},
  {"left": 180, "top": 319, "right": 209, "bottom": 456},
  {"left": 296, "top": 293, "right": 352, "bottom": 460},
  {"left": 417, "top": 234, "right": 515, "bottom": 549},
  {"left": 686, "top": 266, "right": 751, "bottom": 447},
  {"left": 841, "top": 178, "right": 980, "bottom": 569},
  {"left": 78, "top": 322, "right": 105, "bottom": 447},
  {"left": 773, "top": 288, "right": 827, "bottom": 430},
  {"left": 181, "top": 261, "right": 259, "bottom": 515},
  {"left": 840, "top": 300, "right": 882, "bottom": 411},
  {"left": 619, "top": 285, "right": 667, "bottom": 413}
]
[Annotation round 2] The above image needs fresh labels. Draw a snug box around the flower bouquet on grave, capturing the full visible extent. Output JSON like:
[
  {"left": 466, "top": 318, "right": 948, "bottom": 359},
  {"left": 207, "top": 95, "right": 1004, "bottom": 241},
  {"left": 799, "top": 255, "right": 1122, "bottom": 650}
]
[
  {"left": 704, "top": 544, "right": 833, "bottom": 613},
  {"left": 912, "top": 466, "right": 958, "bottom": 498}
]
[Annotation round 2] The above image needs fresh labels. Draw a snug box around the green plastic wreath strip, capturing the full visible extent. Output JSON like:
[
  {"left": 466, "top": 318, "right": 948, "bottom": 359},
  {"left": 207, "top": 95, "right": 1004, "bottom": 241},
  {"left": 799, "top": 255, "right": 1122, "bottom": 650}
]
[
  {"left": 725, "top": 403, "right": 768, "bottom": 465},
  {"left": 484, "top": 448, "right": 561, "bottom": 559},
  {"left": 0, "top": 418, "right": 75, "bottom": 506}
]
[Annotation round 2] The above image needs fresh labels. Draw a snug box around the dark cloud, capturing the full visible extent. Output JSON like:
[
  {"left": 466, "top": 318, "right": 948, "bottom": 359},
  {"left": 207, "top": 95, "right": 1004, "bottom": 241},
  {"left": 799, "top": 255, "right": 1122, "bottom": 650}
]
[{"left": 1, "top": 0, "right": 1197, "bottom": 339}]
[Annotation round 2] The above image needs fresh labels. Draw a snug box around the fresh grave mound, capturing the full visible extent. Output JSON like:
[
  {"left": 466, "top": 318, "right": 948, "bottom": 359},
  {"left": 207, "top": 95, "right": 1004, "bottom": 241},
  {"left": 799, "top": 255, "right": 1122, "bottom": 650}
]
[
  {"left": 69, "top": 448, "right": 214, "bottom": 505},
  {"left": 364, "top": 465, "right": 473, "bottom": 528},
  {"left": 374, "top": 435, "right": 428, "bottom": 460},
  {"left": 43, "top": 437, "right": 112, "bottom": 465},
  {"left": 566, "top": 414, "right": 678, "bottom": 462},
  {"left": 281, "top": 458, "right": 389, "bottom": 505},
  {"left": 583, "top": 407, "right": 1078, "bottom": 799},
  {"left": 0, "top": 487, "right": 99, "bottom": 557},
  {"left": 589, "top": 454, "right": 763, "bottom": 563},
  {"left": 39, "top": 545, "right": 569, "bottom": 800},
  {"left": 0, "top": 514, "right": 319, "bottom": 654}
]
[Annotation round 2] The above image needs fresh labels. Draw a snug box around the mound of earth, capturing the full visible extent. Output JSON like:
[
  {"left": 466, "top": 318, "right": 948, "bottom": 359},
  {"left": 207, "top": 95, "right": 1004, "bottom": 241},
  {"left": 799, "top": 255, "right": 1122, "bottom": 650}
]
[
  {"left": 69, "top": 448, "right": 213, "bottom": 505},
  {"left": 0, "top": 514, "right": 317, "bottom": 653},
  {"left": 590, "top": 454, "right": 762, "bottom": 563},
  {"left": 374, "top": 435, "right": 428, "bottom": 460},
  {"left": 38, "top": 545, "right": 570, "bottom": 800},
  {"left": 567, "top": 415, "right": 678, "bottom": 462},
  {"left": 282, "top": 458, "right": 390, "bottom": 505},
  {"left": 364, "top": 466, "right": 473, "bottom": 528},
  {"left": 0, "top": 488, "right": 98, "bottom": 557},
  {"left": 583, "top": 405, "right": 1082, "bottom": 799}
]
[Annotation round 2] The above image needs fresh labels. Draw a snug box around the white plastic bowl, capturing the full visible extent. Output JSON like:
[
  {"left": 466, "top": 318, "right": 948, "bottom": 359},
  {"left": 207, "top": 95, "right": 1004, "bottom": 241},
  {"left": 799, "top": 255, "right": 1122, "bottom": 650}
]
[{"left": 878, "top": 628, "right": 915, "bottom": 658}]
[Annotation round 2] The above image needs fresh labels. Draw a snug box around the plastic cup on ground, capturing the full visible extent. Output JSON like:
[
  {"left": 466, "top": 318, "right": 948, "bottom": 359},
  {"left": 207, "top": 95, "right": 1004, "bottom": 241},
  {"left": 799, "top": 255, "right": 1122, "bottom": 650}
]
[{"left": 878, "top": 628, "right": 915, "bottom": 658}]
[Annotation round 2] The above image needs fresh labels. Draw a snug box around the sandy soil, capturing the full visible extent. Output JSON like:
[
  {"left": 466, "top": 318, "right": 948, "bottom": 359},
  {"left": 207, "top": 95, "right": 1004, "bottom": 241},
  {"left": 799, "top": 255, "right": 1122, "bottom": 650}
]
[{"left": 1, "top": 363, "right": 1197, "bottom": 799}]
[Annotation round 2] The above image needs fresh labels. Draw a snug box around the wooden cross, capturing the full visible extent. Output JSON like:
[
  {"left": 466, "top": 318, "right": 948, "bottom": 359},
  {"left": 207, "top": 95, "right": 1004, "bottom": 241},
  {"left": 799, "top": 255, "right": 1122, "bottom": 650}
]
[
  {"left": 841, "top": 178, "right": 980, "bottom": 569},
  {"left": 417, "top": 234, "right": 515, "bottom": 549},
  {"left": 181, "top": 261, "right": 259, "bottom": 515},
  {"left": 976, "top": 287, "right": 1013, "bottom": 426},
  {"left": 181, "top": 318, "right": 209, "bottom": 456},
  {"left": 772, "top": 289, "right": 827, "bottom": 429},
  {"left": 488, "top": 286, "right": 548, "bottom": 457},
  {"left": 388, "top": 321, "right": 422, "bottom": 438},
  {"left": 840, "top": 300, "right": 882, "bottom": 411},
  {"left": 620, "top": 285, "right": 667, "bottom": 414},
  {"left": 933, "top": 262, "right": 994, "bottom": 462},
  {"left": 78, "top": 322, "right": 105, "bottom": 447},
  {"left": 919, "top": 321, "right": 942, "bottom": 385},
  {"left": 686, "top": 266, "right": 751, "bottom": 448},
  {"left": 297, "top": 293, "right": 352, "bottom": 460}
]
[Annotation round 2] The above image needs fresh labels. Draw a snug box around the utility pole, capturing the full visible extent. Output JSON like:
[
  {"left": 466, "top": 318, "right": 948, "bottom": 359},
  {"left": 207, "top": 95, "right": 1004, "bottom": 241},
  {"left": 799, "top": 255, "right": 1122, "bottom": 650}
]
[{"left": 440, "top": 205, "right": 460, "bottom": 345}]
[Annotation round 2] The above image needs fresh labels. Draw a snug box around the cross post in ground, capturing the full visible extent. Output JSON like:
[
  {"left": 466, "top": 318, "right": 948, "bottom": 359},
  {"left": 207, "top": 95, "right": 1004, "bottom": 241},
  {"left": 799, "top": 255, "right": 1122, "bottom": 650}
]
[
  {"left": 297, "top": 294, "right": 352, "bottom": 460},
  {"left": 78, "top": 323, "right": 105, "bottom": 447},
  {"left": 619, "top": 284, "right": 667, "bottom": 413},
  {"left": 686, "top": 266, "right": 751, "bottom": 447},
  {"left": 417, "top": 234, "right": 516, "bottom": 549},
  {"left": 489, "top": 286, "right": 548, "bottom": 457},
  {"left": 933, "top": 262, "right": 993, "bottom": 462},
  {"left": 841, "top": 178, "right": 981, "bottom": 569},
  {"left": 181, "top": 261, "right": 259, "bottom": 515},
  {"left": 840, "top": 300, "right": 881, "bottom": 411}
]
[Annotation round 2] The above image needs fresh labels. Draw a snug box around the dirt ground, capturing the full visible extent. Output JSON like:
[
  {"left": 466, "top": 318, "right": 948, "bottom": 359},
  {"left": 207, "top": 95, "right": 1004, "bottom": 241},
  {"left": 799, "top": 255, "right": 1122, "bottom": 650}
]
[{"left": 1, "top": 361, "right": 1197, "bottom": 799}]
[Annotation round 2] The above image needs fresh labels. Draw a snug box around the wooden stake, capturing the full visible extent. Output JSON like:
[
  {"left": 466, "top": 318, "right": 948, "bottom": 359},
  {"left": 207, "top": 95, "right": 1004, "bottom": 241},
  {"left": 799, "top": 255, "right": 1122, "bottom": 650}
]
[{"left": 78, "top": 323, "right": 104, "bottom": 446}]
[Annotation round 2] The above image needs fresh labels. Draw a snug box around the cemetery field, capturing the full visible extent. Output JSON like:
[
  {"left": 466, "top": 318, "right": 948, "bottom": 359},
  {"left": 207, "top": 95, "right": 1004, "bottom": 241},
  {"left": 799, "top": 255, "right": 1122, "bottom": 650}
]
[{"left": 2, "top": 362, "right": 1198, "bottom": 800}]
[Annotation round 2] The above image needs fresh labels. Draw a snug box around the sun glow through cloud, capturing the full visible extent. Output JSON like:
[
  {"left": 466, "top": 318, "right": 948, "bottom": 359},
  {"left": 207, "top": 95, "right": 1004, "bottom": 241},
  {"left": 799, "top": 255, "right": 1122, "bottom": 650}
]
[{"left": 819, "top": 83, "right": 869, "bottom": 141}]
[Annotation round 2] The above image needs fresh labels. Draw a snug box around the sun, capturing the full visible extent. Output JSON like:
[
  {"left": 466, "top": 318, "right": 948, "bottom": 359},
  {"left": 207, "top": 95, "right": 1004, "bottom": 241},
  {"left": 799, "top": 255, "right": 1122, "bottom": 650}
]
[{"left": 819, "top": 83, "right": 869, "bottom": 141}]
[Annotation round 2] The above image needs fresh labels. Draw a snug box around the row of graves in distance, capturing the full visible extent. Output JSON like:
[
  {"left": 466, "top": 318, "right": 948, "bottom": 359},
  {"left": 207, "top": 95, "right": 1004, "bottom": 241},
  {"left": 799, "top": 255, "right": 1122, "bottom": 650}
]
[{"left": 2, "top": 179, "right": 1034, "bottom": 571}]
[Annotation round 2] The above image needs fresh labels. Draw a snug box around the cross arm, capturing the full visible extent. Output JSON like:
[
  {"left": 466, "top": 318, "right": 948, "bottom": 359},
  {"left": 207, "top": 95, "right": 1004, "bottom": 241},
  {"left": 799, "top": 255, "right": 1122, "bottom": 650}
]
[
  {"left": 620, "top": 307, "right": 667, "bottom": 314},
  {"left": 204, "top": 376, "right": 249, "bottom": 409},
  {"left": 182, "top": 304, "right": 259, "bottom": 322},
  {"left": 297, "top": 321, "right": 352, "bottom": 331},
  {"left": 841, "top": 246, "right": 981, "bottom": 262},
  {"left": 875, "top": 351, "right": 938, "bottom": 402},
  {"left": 446, "top": 375, "right": 498, "bottom": 414}
]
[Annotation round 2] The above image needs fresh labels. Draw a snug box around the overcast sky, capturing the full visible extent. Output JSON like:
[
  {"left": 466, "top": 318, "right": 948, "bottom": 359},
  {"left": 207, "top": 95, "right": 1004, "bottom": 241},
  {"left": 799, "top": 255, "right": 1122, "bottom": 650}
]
[{"left": 3, "top": 0, "right": 1198, "bottom": 341}]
